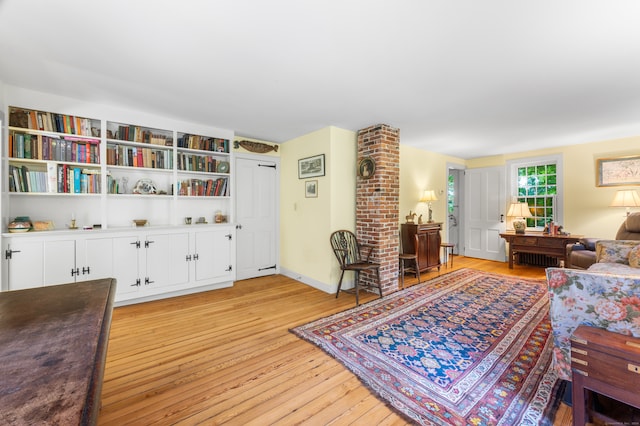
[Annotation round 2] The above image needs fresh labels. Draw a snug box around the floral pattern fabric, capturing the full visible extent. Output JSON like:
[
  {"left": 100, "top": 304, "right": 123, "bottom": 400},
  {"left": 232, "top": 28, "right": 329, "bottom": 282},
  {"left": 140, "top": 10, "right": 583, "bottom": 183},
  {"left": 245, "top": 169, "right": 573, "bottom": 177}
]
[
  {"left": 547, "top": 267, "right": 640, "bottom": 381},
  {"left": 595, "top": 239, "right": 640, "bottom": 264}
]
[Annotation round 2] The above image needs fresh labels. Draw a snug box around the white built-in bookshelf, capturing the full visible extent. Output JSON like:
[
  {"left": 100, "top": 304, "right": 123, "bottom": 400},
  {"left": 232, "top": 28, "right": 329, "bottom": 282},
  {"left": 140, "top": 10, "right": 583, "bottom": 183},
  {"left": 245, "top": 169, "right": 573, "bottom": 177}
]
[{"left": 4, "top": 106, "right": 233, "bottom": 230}]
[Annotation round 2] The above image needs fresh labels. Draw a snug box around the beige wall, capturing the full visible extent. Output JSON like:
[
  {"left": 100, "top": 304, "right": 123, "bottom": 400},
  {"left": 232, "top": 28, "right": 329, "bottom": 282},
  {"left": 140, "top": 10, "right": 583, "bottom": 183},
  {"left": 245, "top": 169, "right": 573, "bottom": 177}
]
[
  {"left": 399, "top": 145, "right": 464, "bottom": 242},
  {"left": 280, "top": 126, "right": 357, "bottom": 292},
  {"left": 466, "top": 137, "right": 640, "bottom": 239}
]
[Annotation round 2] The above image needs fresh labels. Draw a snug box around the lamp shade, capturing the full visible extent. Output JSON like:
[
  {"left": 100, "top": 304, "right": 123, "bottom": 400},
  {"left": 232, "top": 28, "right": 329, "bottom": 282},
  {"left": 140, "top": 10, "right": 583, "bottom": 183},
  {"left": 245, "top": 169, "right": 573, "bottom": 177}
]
[
  {"left": 506, "top": 202, "right": 532, "bottom": 218},
  {"left": 419, "top": 190, "right": 438, "bottom": 203},
  {"left": 610, "top": 190, "right": 640, "bottom": 207}
]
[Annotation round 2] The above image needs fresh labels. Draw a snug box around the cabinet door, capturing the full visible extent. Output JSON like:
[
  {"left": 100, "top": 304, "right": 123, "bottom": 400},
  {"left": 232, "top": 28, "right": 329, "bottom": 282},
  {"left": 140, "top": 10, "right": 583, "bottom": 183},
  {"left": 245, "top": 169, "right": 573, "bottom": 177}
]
[
  {"left": 5, "top": 239, "right": 45, "bottom": 290},
  {"left": 112, "top": 235, "right": 142, "bottom": 299},
  {"left": 44, "top": 239, "right": 76, "bottom": 286},
  {"left": 145, "top": 232, "right": 189, "bottom": 289},
  {"left": 193, "top": 228, "right": 233, "bottom": 284},
  {"left": 77, "top": 236, "right": 114, "bottom": 282},
  {"left": 426, "top": 229, "right": 442, "bottom": 267}
]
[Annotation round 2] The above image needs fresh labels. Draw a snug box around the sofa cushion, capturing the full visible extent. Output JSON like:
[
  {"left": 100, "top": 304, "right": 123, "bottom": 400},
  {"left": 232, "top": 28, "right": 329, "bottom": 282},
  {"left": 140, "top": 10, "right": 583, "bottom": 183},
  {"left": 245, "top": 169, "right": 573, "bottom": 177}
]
[
  {"left": 630, "top": 244, "right": 640, "bottom": 268},
  {"left": 588, "top": 262, "right": 640, "bottom": 275},
  {"left": 595, "top": 240, "right": 640, "bottom": 264}
]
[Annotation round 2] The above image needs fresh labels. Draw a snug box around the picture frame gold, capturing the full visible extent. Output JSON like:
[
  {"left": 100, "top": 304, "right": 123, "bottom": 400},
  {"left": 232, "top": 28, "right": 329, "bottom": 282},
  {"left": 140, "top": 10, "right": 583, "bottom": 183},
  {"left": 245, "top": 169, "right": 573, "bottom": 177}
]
[
  {"left": 358, "top": 157, "right": 375, "bottom": 179},
  {"left": 596, "top": 155, "right": 640, "bottom": 187}
]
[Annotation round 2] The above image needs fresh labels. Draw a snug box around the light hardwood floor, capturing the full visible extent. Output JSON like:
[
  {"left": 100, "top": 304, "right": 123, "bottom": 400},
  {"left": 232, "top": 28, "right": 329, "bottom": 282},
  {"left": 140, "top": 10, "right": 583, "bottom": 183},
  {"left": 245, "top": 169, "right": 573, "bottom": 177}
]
[{"left": 98, "top": 257, "right": 572, "bottom": 425}]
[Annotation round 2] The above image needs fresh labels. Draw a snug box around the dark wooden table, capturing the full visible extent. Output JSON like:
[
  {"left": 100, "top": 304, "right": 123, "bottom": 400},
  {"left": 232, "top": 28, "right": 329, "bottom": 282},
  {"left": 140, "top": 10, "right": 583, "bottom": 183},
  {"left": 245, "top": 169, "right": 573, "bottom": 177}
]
[
  {"left": 571, "top": 325, "right": 640, "bottom": 426},
  {"left": 0, "top": 278, "right": 116, "bottom": 425},
  {"left": 499, "top": 232, "right": 582, "bottom": 269}
]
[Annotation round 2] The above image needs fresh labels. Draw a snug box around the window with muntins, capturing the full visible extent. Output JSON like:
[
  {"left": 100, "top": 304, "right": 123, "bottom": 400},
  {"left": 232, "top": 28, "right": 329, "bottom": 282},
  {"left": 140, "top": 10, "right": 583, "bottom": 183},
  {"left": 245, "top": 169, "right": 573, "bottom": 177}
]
[{"left": 509, "top": 155, "right": 563, "bottom": 230}]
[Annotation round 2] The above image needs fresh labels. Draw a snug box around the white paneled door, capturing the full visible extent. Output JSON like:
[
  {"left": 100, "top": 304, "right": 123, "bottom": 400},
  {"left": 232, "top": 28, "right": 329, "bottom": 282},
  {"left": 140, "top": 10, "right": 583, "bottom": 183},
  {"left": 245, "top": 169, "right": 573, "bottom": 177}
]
[
  {"left": 235, "top": 155, "right": 279, "bottom": 280},
  {"left": 464, "top": 166, "right": 506, "bottom": 261}
]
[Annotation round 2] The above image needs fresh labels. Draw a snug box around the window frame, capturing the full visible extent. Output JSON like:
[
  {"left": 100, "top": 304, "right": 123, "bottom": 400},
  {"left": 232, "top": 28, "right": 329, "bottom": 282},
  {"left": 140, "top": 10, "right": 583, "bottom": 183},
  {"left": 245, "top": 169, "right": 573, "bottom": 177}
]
[{"left": 506, "top": 154, "right": 564, "bottom": 231}]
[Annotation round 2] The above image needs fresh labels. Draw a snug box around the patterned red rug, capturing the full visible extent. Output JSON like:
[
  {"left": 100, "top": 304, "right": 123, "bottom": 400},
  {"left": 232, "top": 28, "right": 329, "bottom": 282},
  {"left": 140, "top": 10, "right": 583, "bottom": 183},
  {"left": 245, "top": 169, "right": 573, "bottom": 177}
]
[{"left": 291, "top": 268, "right": 562, "bottom": 425}]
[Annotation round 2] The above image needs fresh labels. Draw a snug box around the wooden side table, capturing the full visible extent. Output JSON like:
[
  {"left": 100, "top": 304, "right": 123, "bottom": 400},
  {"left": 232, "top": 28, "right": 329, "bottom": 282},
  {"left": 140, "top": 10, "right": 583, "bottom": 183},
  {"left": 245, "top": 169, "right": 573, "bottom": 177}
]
[{"left": 570, "top": 325, "right": 640, "bottom": 426}]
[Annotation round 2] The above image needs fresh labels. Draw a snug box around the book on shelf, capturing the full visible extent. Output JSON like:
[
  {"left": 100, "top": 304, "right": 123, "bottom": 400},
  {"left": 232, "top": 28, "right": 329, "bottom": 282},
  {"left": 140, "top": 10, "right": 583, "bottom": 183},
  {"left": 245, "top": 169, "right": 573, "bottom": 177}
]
[{"left": 9, "top": 107, "right": 99, "bottom": 137}]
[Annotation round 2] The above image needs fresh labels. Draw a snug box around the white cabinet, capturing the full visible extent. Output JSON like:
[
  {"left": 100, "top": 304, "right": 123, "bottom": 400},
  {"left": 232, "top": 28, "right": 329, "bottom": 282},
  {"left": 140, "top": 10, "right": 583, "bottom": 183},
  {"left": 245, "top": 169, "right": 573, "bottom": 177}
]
[
  {"left": 3, "top": 234, "right": 115, "bottom": 290},
  {"left": 2, "top": 226, "right": 235, "bottom": 303},
  {"left": 191, "top": 228, "right": 234, "bottom": 285},
  {"left": 3, "top": 238, "right": 45, "bottom": 290}
]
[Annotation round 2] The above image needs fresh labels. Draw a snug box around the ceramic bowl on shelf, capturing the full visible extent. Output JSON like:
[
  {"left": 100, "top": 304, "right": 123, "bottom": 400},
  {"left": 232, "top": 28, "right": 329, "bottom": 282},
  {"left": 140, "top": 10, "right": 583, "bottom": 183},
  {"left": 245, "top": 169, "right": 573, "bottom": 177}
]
[
  {"left": 133, "top": 219, "right": 148, "bottom": 227},
  {"left": 8, "top": 216, "right": 32, "bottom": 233}
]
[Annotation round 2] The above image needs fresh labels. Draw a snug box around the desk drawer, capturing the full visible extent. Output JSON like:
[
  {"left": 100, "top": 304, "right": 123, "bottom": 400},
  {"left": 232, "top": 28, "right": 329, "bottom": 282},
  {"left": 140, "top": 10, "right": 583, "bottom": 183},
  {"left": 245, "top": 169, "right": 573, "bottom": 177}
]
[
  {"left": 571, "top": 326, "right": 640, "bottom": 400},
  {"left": 537, "top": 238, "right": 566, "bottom": 248}
]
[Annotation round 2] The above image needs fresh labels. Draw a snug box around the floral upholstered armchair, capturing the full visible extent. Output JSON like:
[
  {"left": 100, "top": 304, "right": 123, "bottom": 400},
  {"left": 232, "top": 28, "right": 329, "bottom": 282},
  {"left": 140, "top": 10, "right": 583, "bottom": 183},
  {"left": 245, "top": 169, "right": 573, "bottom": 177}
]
[{"left": 546, "top": 266, "right": 640, "bottom": 381}]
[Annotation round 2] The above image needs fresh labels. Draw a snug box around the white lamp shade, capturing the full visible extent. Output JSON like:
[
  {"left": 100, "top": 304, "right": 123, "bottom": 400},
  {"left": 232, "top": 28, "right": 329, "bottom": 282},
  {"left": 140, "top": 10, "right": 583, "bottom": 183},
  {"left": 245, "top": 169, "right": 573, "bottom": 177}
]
[
  {"left": 420, "top": 190, "right": 438, "bottom": 203},
  {"left": 610, "top": 190, "right": 640, "bottom": 207},
  {"left": 507, "top": 202, "right": 532, "bottom": 218}
]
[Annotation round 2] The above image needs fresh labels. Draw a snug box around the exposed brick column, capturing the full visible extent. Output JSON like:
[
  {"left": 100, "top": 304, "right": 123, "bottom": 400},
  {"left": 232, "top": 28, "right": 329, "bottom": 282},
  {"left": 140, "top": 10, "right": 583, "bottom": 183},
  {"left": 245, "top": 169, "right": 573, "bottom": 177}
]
[{"left": 356, "top": 124, "right": 400, "bottom": 296}]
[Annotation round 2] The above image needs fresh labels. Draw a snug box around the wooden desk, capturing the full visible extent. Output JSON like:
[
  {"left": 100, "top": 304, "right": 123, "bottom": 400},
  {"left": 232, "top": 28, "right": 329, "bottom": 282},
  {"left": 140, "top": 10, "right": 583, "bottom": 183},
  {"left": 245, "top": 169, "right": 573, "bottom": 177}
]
[
  {"left": 0, "top": 279, "right": 116, "bottom": 425},
  {"left": 571, "top": 325, "right": 640, "bottom": 426},
  {"left": 499, "top": 232, "right": 582, "bottom": 269}
]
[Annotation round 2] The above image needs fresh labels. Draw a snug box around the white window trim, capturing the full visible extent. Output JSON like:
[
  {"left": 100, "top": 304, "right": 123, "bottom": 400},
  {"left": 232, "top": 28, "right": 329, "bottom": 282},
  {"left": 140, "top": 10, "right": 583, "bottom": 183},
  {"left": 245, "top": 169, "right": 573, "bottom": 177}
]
[{"left": 506, "top": 154, "right": 564, "bottom": 229}]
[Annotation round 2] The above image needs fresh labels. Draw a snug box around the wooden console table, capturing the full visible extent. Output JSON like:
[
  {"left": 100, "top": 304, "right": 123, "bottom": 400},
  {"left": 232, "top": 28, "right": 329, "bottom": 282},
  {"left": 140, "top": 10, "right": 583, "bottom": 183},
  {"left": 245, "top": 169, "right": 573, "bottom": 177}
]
[
  {"left": 0, "top": 279, "right": 116, "bottom": 425},
  {"left": 499, "top": 232, "right": 582, "bottom": 269},
  {"left": 571, "top": 325, "right": 640, "bottom": 426}
]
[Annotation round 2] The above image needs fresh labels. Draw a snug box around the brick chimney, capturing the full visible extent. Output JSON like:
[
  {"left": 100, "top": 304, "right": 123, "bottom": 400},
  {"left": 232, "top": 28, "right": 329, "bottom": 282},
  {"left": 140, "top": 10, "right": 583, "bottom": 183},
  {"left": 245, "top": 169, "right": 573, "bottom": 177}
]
[{"left": 356, "top": 124, "right": 400, "bottom": 295}]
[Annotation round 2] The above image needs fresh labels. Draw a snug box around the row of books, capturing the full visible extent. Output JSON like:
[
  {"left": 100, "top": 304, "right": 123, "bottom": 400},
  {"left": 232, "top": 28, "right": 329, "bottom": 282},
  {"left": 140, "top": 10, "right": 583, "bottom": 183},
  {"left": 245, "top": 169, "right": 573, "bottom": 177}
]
[
  {"left": 178, "top": 178, "right": 228, "bottom": 197},
  {"left": 106, "top": 144, "right": 173, "bottom": 170},
  {"left": 108, "top": 125, "right": 173, "bottom": 146},
  {"left": 9, "top": 164, "right": 101, "bottom": 194},
  {"left": 178, "top": 134, "right": 229, "bottom": 153},
  {"left": 9, "top": 107, "right": 99, "bottom": 137},
  {"left": 177, "top": 154, "right": 228, "bottom": 173},
  {"left": 9, "top": 132, "right": 100, "bottom": 164}
]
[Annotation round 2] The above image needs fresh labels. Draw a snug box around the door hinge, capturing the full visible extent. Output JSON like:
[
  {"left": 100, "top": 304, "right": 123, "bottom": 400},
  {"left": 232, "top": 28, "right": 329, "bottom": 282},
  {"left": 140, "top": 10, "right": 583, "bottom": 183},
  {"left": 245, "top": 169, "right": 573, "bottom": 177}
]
[
  {"left": 131, "top": 278, "right": 141, "bottom": 287},
  {"left": 258, "top": 264, "right": 277, "bottom": 271},
  {"left": 82, "top": 266, "right": 90, "bottom": 275},
  {"left": 145, "top": 240, "right": 155, "bottom": 248},
  {"left": 5, "top": 249, "right": 20, "bottom": 259},
  {"left": 131, "top": 240, "right": 141, "bottom": 248}
]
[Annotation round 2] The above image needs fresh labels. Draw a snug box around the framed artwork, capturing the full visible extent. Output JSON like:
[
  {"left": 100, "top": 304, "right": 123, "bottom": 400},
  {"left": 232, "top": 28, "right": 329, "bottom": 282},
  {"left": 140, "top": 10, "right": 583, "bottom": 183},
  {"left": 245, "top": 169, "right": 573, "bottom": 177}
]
[
  {"left": 358, "top": 157, "right": 375, "bottom": 179},
  {"left": 596, "top": 155, "right": 640, "bottom": 186},
  {"left": 298, "top": 154, "right": 325, "bottom": 179},
  {"left": 305, "top": 180, "right": 318, "bottom": 198}
]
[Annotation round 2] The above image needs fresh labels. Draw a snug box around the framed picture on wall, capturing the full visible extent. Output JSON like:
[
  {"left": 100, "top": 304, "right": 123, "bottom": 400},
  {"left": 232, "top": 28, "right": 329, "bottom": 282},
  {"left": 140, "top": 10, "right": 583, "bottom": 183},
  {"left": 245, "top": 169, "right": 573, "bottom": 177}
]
[
  {"left": 305, "top": 180, "right": 318, "bottom": 198},
  {"left": 298, "top": 154, "right": 325, "bottom": 179},
  {"left": 358, "top": 157, "right": 375, "bottom": 179},
  {"left": 596, "top": 155, "right": 640, "bottom": 186}
]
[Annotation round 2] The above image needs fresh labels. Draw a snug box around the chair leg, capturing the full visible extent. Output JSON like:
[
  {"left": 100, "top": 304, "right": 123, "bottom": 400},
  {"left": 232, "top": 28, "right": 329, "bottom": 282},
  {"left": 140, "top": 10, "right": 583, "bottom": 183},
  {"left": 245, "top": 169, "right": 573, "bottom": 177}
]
[
  {"left": 375, "top": 267, "right": 382, "bottom": 298},
  {"left": 415, "top": 259, "right": 421, "bottom": 283},
  {"left": 354, "top": 271, "right": 360, "bottom": 306},
  {"left": 399, "top": 259, "right": 405, "bottom": 289},
  {"left": 335, "top": 270, "right": 346, "bottom": 298}
]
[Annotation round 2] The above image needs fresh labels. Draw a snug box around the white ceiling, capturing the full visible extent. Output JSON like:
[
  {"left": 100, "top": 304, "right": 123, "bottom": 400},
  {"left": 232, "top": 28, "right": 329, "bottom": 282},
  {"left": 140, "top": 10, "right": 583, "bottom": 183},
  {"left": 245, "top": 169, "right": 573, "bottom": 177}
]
[{"left": 1, "top": 1, "right": 639, "bottom": 159}]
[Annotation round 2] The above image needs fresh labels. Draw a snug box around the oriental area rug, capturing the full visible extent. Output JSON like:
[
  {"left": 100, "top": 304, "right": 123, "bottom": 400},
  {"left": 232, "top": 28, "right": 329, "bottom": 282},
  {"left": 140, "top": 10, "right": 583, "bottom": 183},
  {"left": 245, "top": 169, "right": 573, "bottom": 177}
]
[{"left": 291, "top": 268, "right": 563, "bottom": 425}]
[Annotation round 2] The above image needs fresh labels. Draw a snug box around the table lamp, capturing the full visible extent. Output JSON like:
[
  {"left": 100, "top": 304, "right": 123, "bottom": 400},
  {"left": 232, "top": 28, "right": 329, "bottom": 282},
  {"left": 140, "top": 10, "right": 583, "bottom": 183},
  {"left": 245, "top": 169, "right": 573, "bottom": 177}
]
[
  {"left": 507, "top": 202, "right": 532, "bottom": 234},
  {"left": 610, "top": 189, "right": 640, "bottom": 216},
  {"left": 419, "top": 190, "right": 438, "bottom": 223}
]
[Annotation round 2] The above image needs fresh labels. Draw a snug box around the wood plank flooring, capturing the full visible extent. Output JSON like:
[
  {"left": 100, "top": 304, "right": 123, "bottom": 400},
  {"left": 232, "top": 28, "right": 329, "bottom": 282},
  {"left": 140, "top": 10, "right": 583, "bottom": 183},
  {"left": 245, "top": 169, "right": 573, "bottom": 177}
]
[{"left": 98, "top": 257, "right": 572, "bottom": 425}]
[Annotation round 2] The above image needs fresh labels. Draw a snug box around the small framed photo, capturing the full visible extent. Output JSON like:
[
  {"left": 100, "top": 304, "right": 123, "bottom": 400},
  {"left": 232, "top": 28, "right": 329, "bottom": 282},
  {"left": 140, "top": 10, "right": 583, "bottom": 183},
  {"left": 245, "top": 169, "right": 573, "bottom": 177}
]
[
  {"left": 305, "top": 180, "right": 318, "bottom": 198},
  {"left": 358, "top": 157, "right": 375, "bottom": 179},
  {"left": 298, "top": 154, "right": 325, "bottom": 179},
  {"left": 596, "top": 155, "right": 640, "bottom": 186}
]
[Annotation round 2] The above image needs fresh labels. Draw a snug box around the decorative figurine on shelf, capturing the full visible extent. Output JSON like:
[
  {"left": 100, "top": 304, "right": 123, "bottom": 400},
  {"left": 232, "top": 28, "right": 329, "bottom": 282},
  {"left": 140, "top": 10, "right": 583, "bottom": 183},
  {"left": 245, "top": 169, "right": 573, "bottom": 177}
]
[
  {"left": 405, "top": 210, "right": 417, "bottom": 224},
  {"left": 418, "top": 214, "right": 424, "bottom": 224}
]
